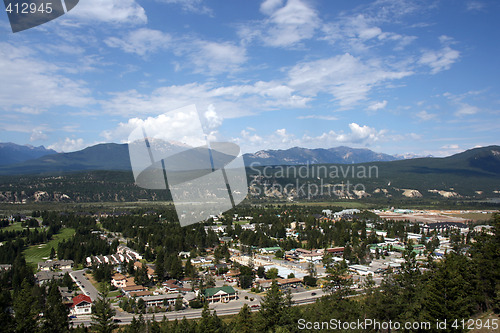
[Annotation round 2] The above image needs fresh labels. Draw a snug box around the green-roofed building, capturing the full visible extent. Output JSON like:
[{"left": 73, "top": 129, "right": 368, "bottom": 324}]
[
  {"left": 260, "top": 247, "right": 282, "bottom": 254},
  {"left": 204, "top": 286, "right": 237, "bottom": 303}
]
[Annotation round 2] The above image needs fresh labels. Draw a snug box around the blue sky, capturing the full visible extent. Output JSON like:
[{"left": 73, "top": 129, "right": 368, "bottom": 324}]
[{"left": 0, "top": 0, "right": 499, "bottom": 156}]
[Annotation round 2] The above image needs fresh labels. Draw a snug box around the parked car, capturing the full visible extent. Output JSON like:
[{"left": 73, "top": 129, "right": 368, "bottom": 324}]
[{"left": 311, "top": 292, "right": 317, "bottom": 296}]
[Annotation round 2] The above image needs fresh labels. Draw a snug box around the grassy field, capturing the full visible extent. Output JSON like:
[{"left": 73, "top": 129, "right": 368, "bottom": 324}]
[
  {"left": 287, "top": 201, "right": 373, "bottom": 209},
  {"left": 23, "top": 227, "right": 76, "bottom": 264},
  {"left": 447, "top": 212, "right": 494, "bottom": 222},
  {"left": 2, "top": 221, "right": 25, "bottom": 231}
]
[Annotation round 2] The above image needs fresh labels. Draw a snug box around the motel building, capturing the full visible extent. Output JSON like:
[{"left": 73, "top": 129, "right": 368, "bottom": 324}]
[{"left": 204, "top": 286, "right": 237, "bottom": 304}]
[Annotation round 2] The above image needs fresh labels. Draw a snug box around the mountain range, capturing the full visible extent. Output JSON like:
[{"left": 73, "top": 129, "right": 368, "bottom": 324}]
[
  {"left": 0, "top": 142, "right": 498, "bottom": 203},
  {"left": 0, "top": 142, "right": 56, "bottom": 166},
  {"left": 243, "top": 146, "right": 402, "bottom": 166},
  {"left": 0, "top": 142, "right": 419, "bottom": 174}
]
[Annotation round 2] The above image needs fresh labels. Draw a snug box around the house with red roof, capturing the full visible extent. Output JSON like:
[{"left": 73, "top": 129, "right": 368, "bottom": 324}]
[{"left": 70, "top": 294, "right": 92, "bottom": 316}]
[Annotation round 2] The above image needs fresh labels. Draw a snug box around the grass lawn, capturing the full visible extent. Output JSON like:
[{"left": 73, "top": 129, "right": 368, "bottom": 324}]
[
  {"left": 23, "top": 228, "right": 76, "bottom": 264},
  {"left": 2, "top": 222, "right": 25, "bottom": 232}
]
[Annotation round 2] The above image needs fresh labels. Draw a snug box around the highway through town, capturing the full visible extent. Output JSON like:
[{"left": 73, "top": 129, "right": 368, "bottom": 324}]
[{"left": 70, "top": 288, "right": 326, "bottom": 327}]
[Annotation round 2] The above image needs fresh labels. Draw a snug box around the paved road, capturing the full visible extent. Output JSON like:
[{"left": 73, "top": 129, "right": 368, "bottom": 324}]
[
  {"left": 70, "top": 269, "right": 100, "bottom": 302},
  {"left": 71, "top": 288, "right": 326, "bottom": 327}
]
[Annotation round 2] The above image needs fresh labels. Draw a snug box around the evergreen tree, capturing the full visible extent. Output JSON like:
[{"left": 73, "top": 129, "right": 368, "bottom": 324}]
[
  {"left": 13, "top": 279, "right": 39, "bottom": 333},
  {"left": 0, "top": 285, "right": 14, "bottom": 333},
  {"left": 197, "top": 303, "right": 224, "bottom": 333},
  {"left": 233, "top": 303, "right": 253, "bottom": 333},
  {"left": 41, "top": 282, "right": 69, "bottom": 333},
  {"left": 421, "top": 253, "right": 473, "bottom": 332},
  {"left": 174, "top": 294, "right": 184, "bottom": 311},
  {"left": 155, "top": 249, "right": 165, "bottom": 283},
  {"left": 90, "top": 287, "right": 118, "bottom": 333},
  {"left": 257, "top": 280, "right": 287, "bottom": 332},
  {"left": 323, "top": 261, "right": 352, "bottom": 299},
  {"left": 184, "top": 258, "right": 196, "bottom": 279}
]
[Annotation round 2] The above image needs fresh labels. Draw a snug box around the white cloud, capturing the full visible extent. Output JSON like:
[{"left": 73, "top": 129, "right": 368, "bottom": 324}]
[
  {"left": 466, "top": 1, "right": 485, "bottom": 11},
  {"left": 101, "top": 81, "right": 309, "bottom": 119},
  {"left": 288, "top": 54, "right": 412, "bottom": 108},
  {"left": 0, "top": 43, "right": 92, "bottom": 111},
  {"left": 344, "top": 123, "right": 386, "bottom": 144},
  {"left": 297, "top": 115, "right": 338, "bottom": 121},
  {"left": 236, "top": 122, "right": 386, "bottom": 152},
  {"left": 14, "top": 106, "right": 46, "bottom": 115},
  {"left": 105, "top": 28, "right": 171, "bottom": 56},
  {"left": 204, "top": 104, "right": 223, "bottom": 129},
  {"left": 260, "top": 0, "right": 284, "bottom": 15},
  {"left": 241, "top": 0, "right": 320, "bottom": 48},
  {"left": 48, "top": 138, "right": 87, "bottom": 152},
  {"left": 188, "top": 41, "right": 247, "bottom": 75},
  {"left": 240, "top": 129, "right": 264, "bottom": 145},
  {"left": 320, "top": 5, "right": 418, "bottom": 52},
  {"left": 30, "top": 129, "right": 48, "bottom": 142},
  {"left": 155, "top": 0, "right": 212, "bottom": 15},
  {"left": 441, "top": 144, "right": 459, "bottom": 149},
  {"left": 105, "top": 31, "right": 246, "bottom": 75},
  {"left": 368, "top": 100, "right": 388, "bottom": 111},
  {"left": 419, "top": 46, "right": 460, "bottom": 74},
  {"left": 443, "top": 91, "right": 482, "bottom": 117},
  {"left": 416, "top": 110, "right": 436, "bottom": 121},
  {"left": 68, "top": 0, "right": 147, "bottom": 25},
  {"left": 455, "top": 104, "right": 479, "bottom": 117}
]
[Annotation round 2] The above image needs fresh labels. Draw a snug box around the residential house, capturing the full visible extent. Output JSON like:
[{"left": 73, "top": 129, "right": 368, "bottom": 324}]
[
  {"left": 35, "top": 271, "right": 64, "bottom": 285},
  {"left": 133, "top": 262, "right": 156, "bottom": 280},
  {"left": 37, "top": 260, "right": 74, "bottom": 271},
  {"left": 122, "top": 285, "right": 147, "bottom": 295},
  {"left": 70, "top": 295, "right": 92, "bottom": 316},
  {"left": 111, "top": 273, "right": 127, "bottom": 288}
]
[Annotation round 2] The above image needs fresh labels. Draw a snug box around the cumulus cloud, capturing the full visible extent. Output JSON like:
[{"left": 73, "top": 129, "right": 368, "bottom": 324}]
[
  {"left": 416, "top": 110, "right": 436, "bottom": 121},
  {"left": 48, "top": 138, "right": 88, "bottom": 152},
  {"left": 240, "top": 0, "right": 320, "bottom": 48},
  {"left": 105, "top": 28, "right": 171, "bottom": 56},
  {"left": 260, "top": 0, "right": 284, "bottom": 15},
  {"left": 455, "top": 104, "right": 479, "bottom": 117},
  {"left": 288, "top": 54, "right": 412, "bottom": 108},
  {"left": 105, "top": 31, "right": 246, "bottom": 75},
  {"left": 68, "top": 0, "right": 147, "bottom": 25},
  {"left": 368, "top": 100, "right": 388, "bottom": 111},
  {"left": 102, "top": 105, "right": 222, "bottom": 147},
  {"left": 101, "top": 81, "right": 310, "bottom": 119},
  {"left": 187, "top": 41, "right": 247, "bottom": 75},
  {"left": 155, "top": 0, "right": 212, "bottom": 15},
  {"left": 320, "top": 3, "right": 418, "bottom": 52},
  {"left": 419, "top": 46, "right": 460, "bottom": 74},
  {"left": 30, "top": 129, "right": 48, "bottom": 142},
  {"left": 0, "top": 43, "right": 92, "bottom": 111},
  {"left": 297, "top": 115, "right": 338, "bottom": 121},
  {"left": 236, "top": 122, "right": 387, "bottom": 152}
]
